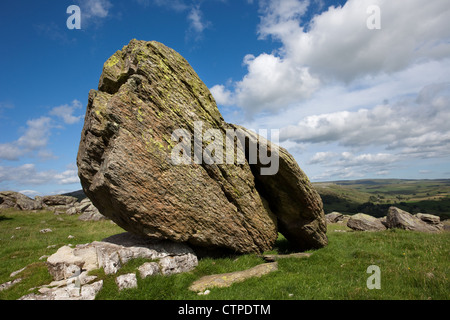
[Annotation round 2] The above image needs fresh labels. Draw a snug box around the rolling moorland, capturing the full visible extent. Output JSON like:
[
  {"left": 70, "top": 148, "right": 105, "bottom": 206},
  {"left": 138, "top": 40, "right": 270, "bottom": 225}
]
[
  {"left": 313, "top": 179, "right": 450, "bottom": 220},
  {"left": 0, "top": 179, "right": 448, "bottom": 300}
]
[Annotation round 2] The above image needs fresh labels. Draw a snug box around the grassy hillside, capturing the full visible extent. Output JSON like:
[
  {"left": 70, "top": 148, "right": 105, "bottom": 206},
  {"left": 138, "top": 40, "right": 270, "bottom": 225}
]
[
  {"left": 1, "top": 209, "right": 448, "bottom": 300},
  {"left": 313, "top": 179, "right": 450, "bottom": 220}
]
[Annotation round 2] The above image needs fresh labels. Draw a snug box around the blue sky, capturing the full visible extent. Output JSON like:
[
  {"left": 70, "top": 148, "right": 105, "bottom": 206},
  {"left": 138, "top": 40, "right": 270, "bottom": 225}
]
[{"left": 0, "top": 0, "right": 449, "bottom": 197}]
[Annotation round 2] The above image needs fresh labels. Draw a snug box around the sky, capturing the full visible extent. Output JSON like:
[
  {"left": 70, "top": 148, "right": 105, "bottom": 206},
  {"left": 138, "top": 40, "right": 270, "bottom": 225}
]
[{"left": 0, "top": 0, "right": 449, "bottom": 198}]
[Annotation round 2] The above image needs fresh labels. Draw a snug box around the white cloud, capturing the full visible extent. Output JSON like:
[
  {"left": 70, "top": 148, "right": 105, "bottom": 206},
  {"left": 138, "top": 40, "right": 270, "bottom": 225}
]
[
  {"left": 234, "top": 53, "right": 319, "bottom": 114},
  {"left": 263, "top": 0, "right": 450, "bottom": 82},
  {"left": 0, "top": 163, "right": 80, "bottom": 186},
  {"left": 187, "top": 5, "right": 207, "bottom": 33},
  {"left": 214, "top": 0, "right": 450, "bottom": 115},
  {"left": 76, "top": 0, "right": 113, "bottom": 26},
  {"left": 49, "top": 100, "right": 84, "bottom": 125},
  {"left": 210, "top": 85, "right": 234, "bottom": 106},
  {"left": 17, "top": 117, "right": 52, "bottom": 150},
  {"left": 0, "top": 100, "right": 84, "bottom": 161},
  {"left": 0, "top": 143, "right": 24, "bottom": 161},
  {"left": 280, "top": 83, "right": 450, "bottom": 158}
]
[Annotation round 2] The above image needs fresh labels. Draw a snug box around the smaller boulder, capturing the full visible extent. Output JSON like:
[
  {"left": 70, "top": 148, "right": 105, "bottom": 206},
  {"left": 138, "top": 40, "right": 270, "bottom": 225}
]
[
  {"left": 387, "top": 207, "right": 442, "bottom": 233},
  {"left": 415, "top": 213, "right": 442, "bottom": 225},
  {"left": 325, "top": 212, "right": 345, "bottom": 223},
  {"left": 0, "top": 191, "right": 43, "bottom": 211},
  {"left": 42, "top": 195, "right": 78, "bottom": 207},
  {"left": 116, "top": 273, "right": 138, "bottom": 291},
  {"left": 347, "top": 213, "right": 387, "bottom": 232},
  {"left": 46, "top": 246, "right": 85, "bottom": 281},
  {"left": 138, "top": 262, "right": 160, "bottom": 278}
]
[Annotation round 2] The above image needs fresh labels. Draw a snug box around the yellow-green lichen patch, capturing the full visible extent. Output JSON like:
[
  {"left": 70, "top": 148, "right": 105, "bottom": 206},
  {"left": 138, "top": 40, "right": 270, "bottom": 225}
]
[{"left": 104, "top": 53, "right": 121, "bottom": 68}]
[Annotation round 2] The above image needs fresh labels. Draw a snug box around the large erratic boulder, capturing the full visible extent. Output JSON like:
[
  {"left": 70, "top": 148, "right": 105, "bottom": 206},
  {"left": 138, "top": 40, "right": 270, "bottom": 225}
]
[{"left": 77, "top": 39, "right": 327, "bottom": 254}]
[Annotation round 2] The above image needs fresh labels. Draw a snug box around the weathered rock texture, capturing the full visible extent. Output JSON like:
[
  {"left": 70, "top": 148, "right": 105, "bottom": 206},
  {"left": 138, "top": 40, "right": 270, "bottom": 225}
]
[
  {"left": 387, "top": 207, "right": 443, "bottom": 233},
  {"left": 189, "top": 262, "right": 278, "bottom": 292},
  {"left": 0, "top": 191, "right": 43, "bottom": 211},
  {"left": 77, "top": 39, "right": 327, "bottom": 253},
  {"left": 347, "top": 213, "right": 387, "bottom": 232}
]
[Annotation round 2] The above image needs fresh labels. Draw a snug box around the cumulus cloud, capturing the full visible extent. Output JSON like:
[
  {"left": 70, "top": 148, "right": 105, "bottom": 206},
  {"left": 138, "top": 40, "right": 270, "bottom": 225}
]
[
  {"left": 0, "top": 100, "right": 84, "bottom": 161},
  {"left": 0, "top": 163, "right": 80, "bottom": 186},
  {"left": 234, "top": 53, "right": 320, "bottom": 114},
  {"left": 49, "top": 100, "right": 84, "bottom": 125},
  {"left": 213, "top": 0, "right": 450, "bottom": 115},
  {"left": 76, "top": 0, "right": 113, "bottom": 26},
  {"left": 210, "top": 84, "right": 234, "bottom": 106},
  {"left": 280, "top": 83, "right": 450, "bottom": 159}
]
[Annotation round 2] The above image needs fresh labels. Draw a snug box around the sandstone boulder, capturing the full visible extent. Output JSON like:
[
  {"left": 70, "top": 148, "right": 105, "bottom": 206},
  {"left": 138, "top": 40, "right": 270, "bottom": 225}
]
[
  {"left": 231, "top": 125, "right": 328, "bottom": 250},
  {"left": 0, "top": 191, "right": 43, "bottom": 211},
  {"left": 347, "top": 213, "right": 387, "bottom": 232},
  {"left": 387, "top": 207, "right": 442, "bottom": 233},
  {"left": 77, "top": 39, "right": 327, "bottom": 254},
  {"left": 41, "top": 195, "right": 78, "bottom": 207},
  {"left": 325, "top": 212, "right": 345, "bottom": 224},
  {"left": 415, "top": 213, "right": 442, "bottom": 226}
]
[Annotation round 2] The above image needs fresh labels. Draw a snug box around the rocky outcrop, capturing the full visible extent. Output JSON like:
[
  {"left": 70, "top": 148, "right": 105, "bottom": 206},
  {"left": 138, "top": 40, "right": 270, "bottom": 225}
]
[
  {"left": 77, "top": 39, "right": 327, "bottom": 254},
  {"left": 46, "top": 232, "right": 197, "bottom": 280},
  {"left": 347, "top": 213, "right": 387, "bottom": 232},
  {"left": 21, "top": 232, "right": 197, "bottom": 300},
  {"left": 387, "top": 207, "right": 443, "bottom": 233},
  {"left": 0, "top": 191, "right": 104, "bottom": 221},
  {"left": 0, "top": 191, "right": 43, "bottom": 211},
  {"left": 345, "top": 207, "right": 444, "bottom": 233}
]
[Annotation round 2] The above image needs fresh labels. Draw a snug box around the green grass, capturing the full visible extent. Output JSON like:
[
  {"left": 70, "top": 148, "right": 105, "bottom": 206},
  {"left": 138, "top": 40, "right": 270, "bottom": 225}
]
[{"left": 1, "top": 209, "right": 449, "bottom": 300}]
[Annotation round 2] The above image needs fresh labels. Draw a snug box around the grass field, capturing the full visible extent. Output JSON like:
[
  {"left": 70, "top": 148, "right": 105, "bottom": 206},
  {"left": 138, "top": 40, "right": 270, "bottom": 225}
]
[{"left": 1, "top": 208, "right": 448, "bottom": 300}]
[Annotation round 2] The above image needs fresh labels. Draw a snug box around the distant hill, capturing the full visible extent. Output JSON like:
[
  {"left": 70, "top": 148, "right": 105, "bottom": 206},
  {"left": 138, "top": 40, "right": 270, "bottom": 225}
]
[
  {"left": 313, "top": 179, "right": 450, "bottom": 220},
  {"left": 61, "top": 189, "right": 86, "bottom": 202}
]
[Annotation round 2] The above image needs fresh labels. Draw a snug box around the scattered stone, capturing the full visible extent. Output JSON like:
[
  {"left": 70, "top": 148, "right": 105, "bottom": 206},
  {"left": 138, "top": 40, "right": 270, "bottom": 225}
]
[
  {"left": 10, "top": 266, "right": 27, "bottom": 278},
  {"left": 0, "top": 278, "right": 22, "bottom": 292},
  {"left": 159, "top": 254, "right": 198, "bottom": 276},
  {"left": 198, "top": 289, "right": 211, "bottom": 296},
  {"left": 347, "top": 213, "right": 387, "bottom": 232},
  {"left": 20, "top": 279, "right": 103, "bottom": 301},
  {"left": 415, "top": 213, "right": 442, "bottom": 225},
  {"left": 68, "top": 235, "right": 75, "bottom": 239},
  {"left": 260, "top": 252, "right": 312, "bottom": 262},
  {"left": 325, "top": 212, "right": 345, "bottom": 223},
  {"left": 116, "top": 273, "right": 138, "bottom": 291},
  {"left": 138, "top": 262, "right": 160, "bottom": 278},
  {"left": 0, "top": 191, "right": 43, "bottom": 211},
  {"left": 41, "top": 195, "right": 78, "bottom": 207},
  {"left": 387, "top": 207, "right": 442, "bottom": 233},
  {"left": 46, "top": 246, "right": 85, "bottom": 281},
  {"left": 39, "top": 228, "right": 53, "bottom": 234},
  {"left": 189, "top": 262, "right": 278, "bottom": 292}
]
